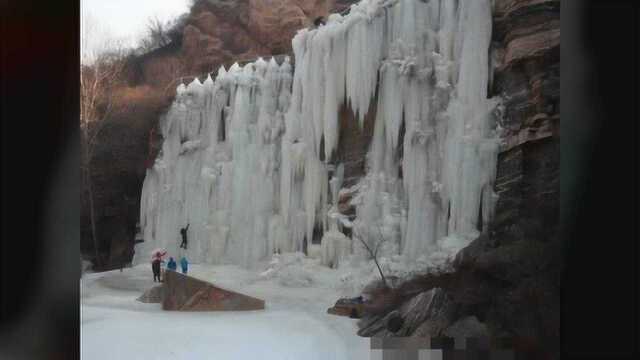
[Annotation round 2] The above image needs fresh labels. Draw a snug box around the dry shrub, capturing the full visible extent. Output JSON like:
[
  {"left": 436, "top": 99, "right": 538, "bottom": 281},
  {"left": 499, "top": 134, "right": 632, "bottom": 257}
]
[
  {"left": 114, "top": 85, "right": 169, "bottom": 108},
  {"left": 143, "top": 56, "right": 186, "bottom": 89},
  {"left": 113, "top": 85, "right": 173, "bottom": 126}
]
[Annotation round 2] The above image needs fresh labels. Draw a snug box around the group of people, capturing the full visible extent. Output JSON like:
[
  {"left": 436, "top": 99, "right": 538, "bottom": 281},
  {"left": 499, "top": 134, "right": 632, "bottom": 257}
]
[
  {"left": 151, "top": 224, "right": 191, "bottom": 282},
  {"left": 168, "top": 256, "right": 189, "bottom": 274},
  {"left": 151, "top": 255, "right": 189, "bottom": 282}
]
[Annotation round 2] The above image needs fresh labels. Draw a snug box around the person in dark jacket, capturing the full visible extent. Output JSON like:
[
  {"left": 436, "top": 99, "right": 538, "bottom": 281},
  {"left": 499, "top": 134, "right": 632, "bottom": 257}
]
[
  {"left": 179, "top": 224, "right": 190, "bottom": 249},
  {"left": 167, "top": 257, "right": 177, "bottom": 271},
  {"left": 180, "top": 256, "right": 188, "bottom": 274},
  {"left": 152, "top": 258, "right": 162, "bottom": 282}
]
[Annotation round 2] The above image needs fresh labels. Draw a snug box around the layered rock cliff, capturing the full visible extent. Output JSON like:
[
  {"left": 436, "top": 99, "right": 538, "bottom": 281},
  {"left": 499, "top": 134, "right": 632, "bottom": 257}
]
[
  {"left": 182, "top": 0, "right": 352, "bottom": 72},
  {"left": 134, "top": 0, "right": 358, "bottom": 81}
]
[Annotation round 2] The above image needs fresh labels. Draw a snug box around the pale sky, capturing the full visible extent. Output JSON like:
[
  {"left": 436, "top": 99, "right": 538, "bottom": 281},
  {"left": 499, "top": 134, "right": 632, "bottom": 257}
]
[{"left": 81, "top": 0, "right": 190, "bottom": 53}]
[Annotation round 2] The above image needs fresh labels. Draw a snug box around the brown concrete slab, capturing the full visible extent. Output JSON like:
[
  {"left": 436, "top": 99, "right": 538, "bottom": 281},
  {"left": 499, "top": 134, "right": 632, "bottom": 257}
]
[{"left": 162, "top": 270, "right": 265, "bottom": 311}]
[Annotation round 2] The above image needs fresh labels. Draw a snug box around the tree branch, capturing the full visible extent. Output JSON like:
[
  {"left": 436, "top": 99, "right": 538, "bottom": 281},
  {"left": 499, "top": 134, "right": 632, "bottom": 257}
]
[{"left": 355, "top": 226, "right": 389, "bottom": 289}]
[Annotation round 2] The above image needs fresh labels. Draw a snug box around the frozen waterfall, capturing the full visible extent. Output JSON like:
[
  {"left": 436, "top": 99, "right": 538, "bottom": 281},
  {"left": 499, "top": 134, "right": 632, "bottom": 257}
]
[
  {"left": 135, "top": 0, "right": 501, "bottom": 269},
  {"left": 135, "top": 57, "right": 293, "bottom": 268}
]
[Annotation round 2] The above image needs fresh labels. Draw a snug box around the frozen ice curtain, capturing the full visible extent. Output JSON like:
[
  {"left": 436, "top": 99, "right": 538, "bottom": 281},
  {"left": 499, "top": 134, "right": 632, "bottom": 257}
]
[{"left": 136, "top": 0, "right": 501, "bottom": 269}]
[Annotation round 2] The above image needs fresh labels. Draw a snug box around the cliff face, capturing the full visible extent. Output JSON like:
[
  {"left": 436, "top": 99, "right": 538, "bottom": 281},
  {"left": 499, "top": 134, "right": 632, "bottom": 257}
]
[
  {"left": 139, "top": 0, "right": 357, "bottom": 79},
  {"left": 479, "top": 0, "right": 560, "bottom": 345},
  {"left": 182, "top": 0, "right": 339, "bottom": 72},
  {"left": 356, "top": 0, "right": 560, "bottom": 354},
  {"left": 491, "top": 0, "right": 560, "bottom": 245}
]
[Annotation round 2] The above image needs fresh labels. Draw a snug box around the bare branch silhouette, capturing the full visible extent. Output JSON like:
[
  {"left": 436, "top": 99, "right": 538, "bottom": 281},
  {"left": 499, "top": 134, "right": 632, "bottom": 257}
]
[{"left": 355, "top": 224, "right": 389, "bottom": 288}]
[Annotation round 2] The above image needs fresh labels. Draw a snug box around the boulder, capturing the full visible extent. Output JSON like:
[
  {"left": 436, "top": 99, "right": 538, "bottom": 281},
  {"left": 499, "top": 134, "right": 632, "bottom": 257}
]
[
  {"left": 137, "top": 285, "right": 164, "bottom": 303},
  {"left": 357, "top": 310, "right": 400, "bottom": 338},
  {"left": 162, "top": 270, "right": 264, "bottom": 311},
  {"left": 360, "top": 278, "right": 404, "bottom": 316},
  {"left": 453, "top": 233, "right": 490, "bottom": 269},
  {"left": 358, "top": 288, "right": 456, "bottom": 337},
  {"left": 395, "top": 288, "right": 456, "bottom": 337},
  {"left": 443, "top": 316, "right": 490, "bottom": 338}
]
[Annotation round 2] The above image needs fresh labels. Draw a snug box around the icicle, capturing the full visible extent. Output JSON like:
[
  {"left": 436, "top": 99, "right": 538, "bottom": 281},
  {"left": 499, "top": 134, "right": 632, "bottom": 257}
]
[{"left": 203, "top": 73, "right": 214, "bottom": 87}]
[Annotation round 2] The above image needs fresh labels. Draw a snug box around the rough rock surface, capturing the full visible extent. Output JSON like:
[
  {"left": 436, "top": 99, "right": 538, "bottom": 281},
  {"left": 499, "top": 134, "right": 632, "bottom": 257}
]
[
  {"left": 393, "top": 288, "right": 455, "bottom": 337},
  {"left": 442, "top": 316, "right": 490, "bottom": 338},
  {"left": 335, "top": 102, "right": 377, "bottom": 188},
  {"left": 162, "top": 270, "right": 265, "bottom": 311},
  {"left": 137, "top": 285, "right": 164, "bottom": 303},
  {"left": 247, "top": 0, "right": 332, "bottom": 54},
  {"left": 357, "top": 310, "right": 401, "bottom": 338},
  {"left": 137, "top": 0, "right": 359, "bottom": 78},
  {"left": 358, "top": 288, "right": 456, "bottom": 337}
]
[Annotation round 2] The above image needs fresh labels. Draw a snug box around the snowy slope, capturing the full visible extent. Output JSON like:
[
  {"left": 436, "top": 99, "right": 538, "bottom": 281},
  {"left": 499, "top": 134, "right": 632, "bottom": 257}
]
[{"left": 81, "top": 261, "right": 370, "bottom": 360}]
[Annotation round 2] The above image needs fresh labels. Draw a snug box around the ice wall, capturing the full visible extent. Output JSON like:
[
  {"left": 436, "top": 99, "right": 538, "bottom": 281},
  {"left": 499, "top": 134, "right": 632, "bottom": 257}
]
[
  {"left": 136, "top": 0, "right": 500, "bottom": 269},
  {"left": 135, "top": 57, "right": 293, "bottom": 268},
  {"left": 282, "top": 0, "right": 501, "bottom": 264}
]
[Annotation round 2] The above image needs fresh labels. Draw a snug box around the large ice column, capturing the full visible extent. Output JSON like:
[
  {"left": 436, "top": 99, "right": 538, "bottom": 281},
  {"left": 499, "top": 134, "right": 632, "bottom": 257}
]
[
  {"left": 135, "top": 57, "right": 293, "bottom": 267},
  {"left": 440, "top": 0, "right": 501, "bottom": 240}
]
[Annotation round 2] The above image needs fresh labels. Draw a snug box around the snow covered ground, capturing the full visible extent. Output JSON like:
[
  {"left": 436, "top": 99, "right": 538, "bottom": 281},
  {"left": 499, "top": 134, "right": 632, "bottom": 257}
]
[{"left": 81, "top": 257, "right": 372, "bottom": 360}]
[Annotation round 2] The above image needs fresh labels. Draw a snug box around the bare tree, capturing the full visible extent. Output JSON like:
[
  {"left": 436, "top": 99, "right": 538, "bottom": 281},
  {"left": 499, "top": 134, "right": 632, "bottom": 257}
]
[
  {"left": 81, "top": 13, "right": 129, "bottom": 267},
  {"left": 138, "top": 16, "right": 172, "bottom": 53},
  {"left": 355, "top": 224, "right": 390, "bottom": 288},
  {"left": 136, "top": 12, "right": 189, "bottom": 54}
]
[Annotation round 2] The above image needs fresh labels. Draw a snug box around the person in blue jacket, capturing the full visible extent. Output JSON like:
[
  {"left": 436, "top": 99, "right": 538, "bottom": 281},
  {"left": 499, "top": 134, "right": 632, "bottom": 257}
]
[
  {"left": 180, "top": 256, "right": 188, "bottom": 274},
  {"left": 167, "top": 257, "right": 177, "bottom": 271}
]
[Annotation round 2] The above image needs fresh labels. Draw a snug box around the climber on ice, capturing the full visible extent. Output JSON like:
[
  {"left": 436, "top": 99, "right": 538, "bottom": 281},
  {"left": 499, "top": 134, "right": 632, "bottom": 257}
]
[{"left": 179, "top": 223, "right": 190, "bottom": 249}]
